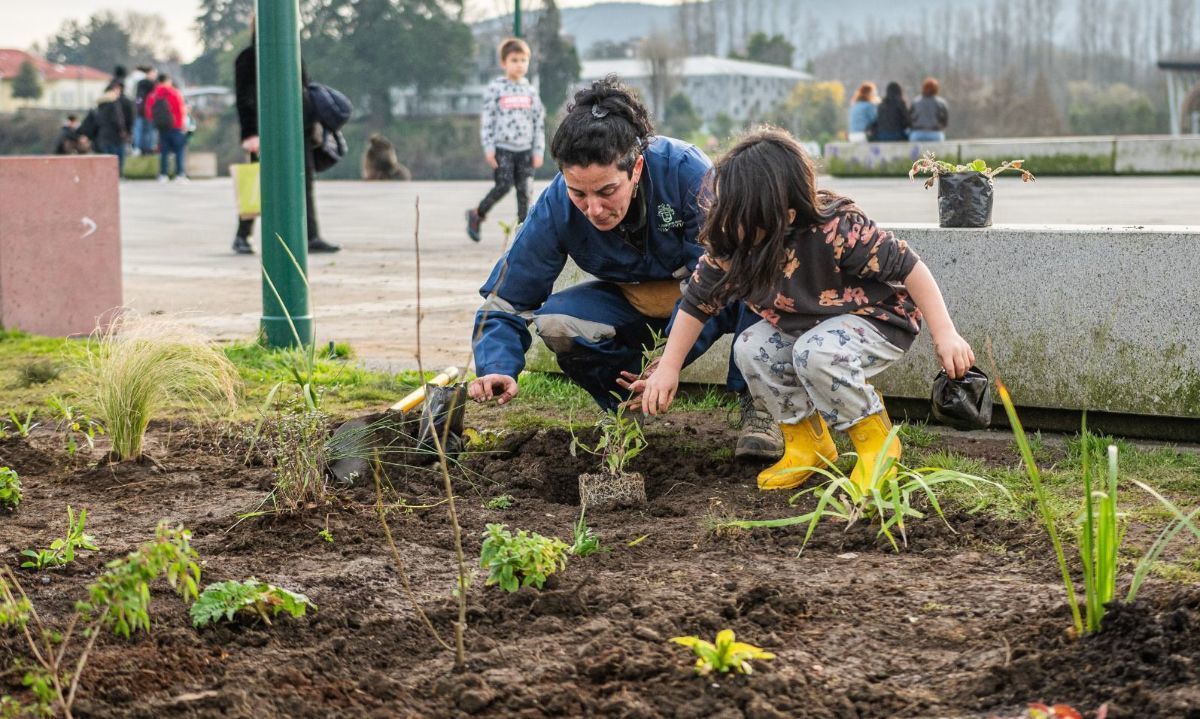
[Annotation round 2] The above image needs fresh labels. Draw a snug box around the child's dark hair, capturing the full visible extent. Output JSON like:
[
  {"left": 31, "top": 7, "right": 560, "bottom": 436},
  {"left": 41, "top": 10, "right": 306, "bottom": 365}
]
[
  {"left": 700, "top": 127, "right": 852, "bottom": 302},
  {"left": 498, "top": 37, "right": 530, "bottom": 62},
  {"left": 550, "top": 75, "right": 654, "bottom": 174}
]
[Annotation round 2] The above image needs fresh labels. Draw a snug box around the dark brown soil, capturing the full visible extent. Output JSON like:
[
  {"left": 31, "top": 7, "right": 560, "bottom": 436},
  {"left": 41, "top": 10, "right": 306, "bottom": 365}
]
[{"left": 1, "top": 414, "right": 1198, "bottom": 719}]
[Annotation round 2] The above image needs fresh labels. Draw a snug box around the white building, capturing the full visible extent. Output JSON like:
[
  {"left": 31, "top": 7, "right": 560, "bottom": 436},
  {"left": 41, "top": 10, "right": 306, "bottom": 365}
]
[
  {"left": 0, "top": 49, "right": 109, "bottom": 113},
  {"left": 578, "top": 55, "right": 811, "bottom": 126}
]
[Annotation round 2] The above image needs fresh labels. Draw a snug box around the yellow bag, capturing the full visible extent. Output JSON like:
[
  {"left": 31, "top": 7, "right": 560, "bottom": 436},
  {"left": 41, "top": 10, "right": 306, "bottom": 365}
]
[{"left": 231, "top": 162, "right": 261, "bottom": 219}]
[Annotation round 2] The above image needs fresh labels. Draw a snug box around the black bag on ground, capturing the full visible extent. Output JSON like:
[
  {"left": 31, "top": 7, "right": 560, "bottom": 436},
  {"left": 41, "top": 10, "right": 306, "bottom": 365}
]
[
  {"left": 930, "top": 366, "right": 993, "bottom": 430},
  {"left": 937, "top": 172, "right": 993, "bottom": 228},
  {"left": 418, "top": 383, "right": 467, "bottom": 457}
]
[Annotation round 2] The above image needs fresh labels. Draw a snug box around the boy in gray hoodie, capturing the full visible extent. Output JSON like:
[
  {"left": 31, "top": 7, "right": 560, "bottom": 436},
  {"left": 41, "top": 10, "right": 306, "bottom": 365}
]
[{"left": 467, "top": 38, "right": 546, "bottom": 242}]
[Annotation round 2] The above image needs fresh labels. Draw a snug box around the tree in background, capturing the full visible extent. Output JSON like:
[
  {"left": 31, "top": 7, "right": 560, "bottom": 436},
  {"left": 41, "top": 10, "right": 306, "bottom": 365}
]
[
  {"left": 768, "top": 81, "right": 845, "bottom": 145},
  {"left": 304, "top": 0, "right": 473, "bottom": 125},
  {"left": 11, "top": 61, "right": 43, "bottom": 102},
  {"left": 731, "top": 32, "right": 794, "bottom": 68},
  {"left": 660, "top": 92, "right": 701, "bottom": 139},
  {"left": 1068, "top": 82, "right": 1162, "bottom": 136},
  {"left": 585, "top": 39, "right": 638, "bottom": 60},
  {"left": 640, "top": 31, "right": 684, "bottom": 119},
  {"left": 533, "top": 0, "right": 581, "bottom": 117},
  {"left": 189, "top": 0, "right": 255, "bottom": 84},
  {"left": 41, "top": 11, "right": 178, "bottom": 73}
]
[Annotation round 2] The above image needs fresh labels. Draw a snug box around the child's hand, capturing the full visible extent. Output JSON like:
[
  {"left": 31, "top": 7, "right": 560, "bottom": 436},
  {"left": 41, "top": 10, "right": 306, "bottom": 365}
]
[
  {"left": 485, "top": 151, "right": 498, "bottom": 169},
  {"left": 532, "top": 155, "right": 544, "bottom": 169},
  {"left": 624, "top": 365, "right": 680, "bottom": 416},
  {"left": 934, "top": 331, "right": 975, "bottom": 380}
]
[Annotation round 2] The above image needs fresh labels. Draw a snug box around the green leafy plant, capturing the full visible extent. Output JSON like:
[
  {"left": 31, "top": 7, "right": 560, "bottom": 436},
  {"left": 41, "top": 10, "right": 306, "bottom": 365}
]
[
  {"left": 318, "top": 514, "right": 335, "bottom": 543},
  {"left": 45, "top": 396, "right": 104, "bottom": 458},
  {"left": 998, "top": 381, "right": 1200, "bottom": 636},
  {"left": 84, "top": 315, "right": 239, "bottom": 462},
  {"left": 190, "top": 578, "right": 316, "bottom": 628},
  {"left": 479, "top": 523, "right": 569, "bottom": 592},
  {"left": 485, "top": 494, "right": 515, "bottom": 510},
  {"left": 670, "top": 629, "right": 775, "bottom": 675},
  {"left": 909, "top": 152, "right": 1036, "bottom": 189},
  {"left": 0, "top": 467, "right": 20, "bottom": 509},
  {"left": 79, "top": 522, "right": 201, "bottom": 638},
  {"left": 21, "top": 506, "right": 98, "bottom": 570},
  {"left": 569, "top": 510, "right": 605, "bottom": 558},
  {"left": 7, "top": 410, "right": 38, "bottom": 438},
  {"left": 720, "top": 425, "right": 1011, "bottom": 553},
  {"left": 569, "top": 403, "right": 647, "bottom": 476}
]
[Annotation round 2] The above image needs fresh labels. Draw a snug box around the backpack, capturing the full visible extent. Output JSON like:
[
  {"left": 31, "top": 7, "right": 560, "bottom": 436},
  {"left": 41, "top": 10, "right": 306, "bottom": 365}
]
[
  {"left": 306, "top": 82, "right": 353, "bottom": 172},
  {"left": 151, "top": 95, "right": 174, "bottom": 132}
]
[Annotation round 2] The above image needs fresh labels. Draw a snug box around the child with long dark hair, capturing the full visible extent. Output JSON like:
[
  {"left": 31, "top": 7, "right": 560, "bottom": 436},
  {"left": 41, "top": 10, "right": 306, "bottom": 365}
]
[{"left": 628, "top": 127, "right": 974, "bottom": 492}]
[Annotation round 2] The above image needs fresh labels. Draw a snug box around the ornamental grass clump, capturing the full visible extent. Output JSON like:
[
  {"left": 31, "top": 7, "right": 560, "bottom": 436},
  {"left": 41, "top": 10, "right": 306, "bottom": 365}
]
[
  {"left": 998, "top": 380, "right": 1200, "bottom": 636},
  {"left": 85, "top": 315, "right": 239, "bottom": 462}
]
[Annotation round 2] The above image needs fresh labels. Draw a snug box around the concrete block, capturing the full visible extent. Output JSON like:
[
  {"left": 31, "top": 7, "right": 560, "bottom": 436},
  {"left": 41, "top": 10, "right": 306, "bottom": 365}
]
[
  {"left": 122, "top": 151, "right": 217, "bottom": 179},
  {"left": 529, "top": 225, "right": 1200, "bottom": 419},
  {"left": 957, "top": 137, "right": 1115, "bottom": 174},
  {"left": 0, "top": 156, "right": 122, "bottom": 336},
  {"left": 186, "top": 152, "right": 218, "bottom": 179},
  {"left": 1114, "top": 135, "right": 1200, "bottom": 174},
  {"left": 821, "top": 141, "right": 958, "bottom": 177}
]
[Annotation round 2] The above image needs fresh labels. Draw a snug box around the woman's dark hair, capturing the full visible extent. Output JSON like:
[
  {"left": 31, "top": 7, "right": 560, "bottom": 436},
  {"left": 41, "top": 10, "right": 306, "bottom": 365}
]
[
  {"left": 883, "top": 81, "right": 904, "bottom": 104},
  {"left": 700, "top": 127, "right": 851, "bottom": 303},
  {"left": 550, "top": 75, "right": 654, "bottom": 174}
]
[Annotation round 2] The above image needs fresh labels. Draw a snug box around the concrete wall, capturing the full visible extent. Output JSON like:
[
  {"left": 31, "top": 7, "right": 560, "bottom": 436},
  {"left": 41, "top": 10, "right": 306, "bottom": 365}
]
[
  {"left": 527, "top": 224, "right": 1200, "bottom": 420},
  {"left": 0, "top": 156, "right": 122, "bottom": 336},
  {"left": 823, "top": 135, "right": 1200, "bottom": 176},
  {"left": 122, "top": 151, "right": 218, "bottom": 180}
]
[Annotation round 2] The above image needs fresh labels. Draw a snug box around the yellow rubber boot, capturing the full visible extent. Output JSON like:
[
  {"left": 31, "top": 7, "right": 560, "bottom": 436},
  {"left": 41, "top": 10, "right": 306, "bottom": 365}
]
[
  {"left": 848, "top": 410, "right": 902, "bottom": 493},
  {"left": 756, "top": 414, "right": 838, "bottom": 491}
]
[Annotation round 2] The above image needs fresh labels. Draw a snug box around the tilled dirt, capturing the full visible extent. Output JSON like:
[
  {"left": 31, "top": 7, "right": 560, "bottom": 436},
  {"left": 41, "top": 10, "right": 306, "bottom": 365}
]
[{"left": 1, "top": 415, "right": 1197, "bottom": 719}]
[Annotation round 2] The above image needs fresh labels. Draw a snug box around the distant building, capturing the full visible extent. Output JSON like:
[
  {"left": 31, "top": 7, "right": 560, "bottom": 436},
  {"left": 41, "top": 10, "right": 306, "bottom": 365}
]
[
  {"left": 578, "top": 55, "right": 811, "bottom": 126},
  {"left": 182, "top": 86, "right": 234, "bottom": 115},
  {"left": 1158, "top": 54, "right": 1200, "bottom": 136},
  {"left": 389, "top": 83, "right": 492, "bottom": 118},
  {"left": 0, "top": 49, "right": 109, "bottom": 113}
]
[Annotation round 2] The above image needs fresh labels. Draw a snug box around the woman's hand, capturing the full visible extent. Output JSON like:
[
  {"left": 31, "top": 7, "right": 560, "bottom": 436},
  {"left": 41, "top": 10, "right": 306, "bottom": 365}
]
[
  {"left": 624, "top": 364, "right": 680, "bottom": 416},
  {"left": 241, "top": 135, "right": 260, "bottom": 153},
  {"left": 933, "top": 331, "right": 975, "bottom": 380},
  {"left": 468, "top": 374, "right": 519, "bottom": 405}
]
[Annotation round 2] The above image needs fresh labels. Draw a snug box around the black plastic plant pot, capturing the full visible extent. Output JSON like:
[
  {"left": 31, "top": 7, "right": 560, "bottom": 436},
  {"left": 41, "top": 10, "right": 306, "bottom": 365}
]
[{"left": 936, "top": 171, "right": 994, "bottom": 228}]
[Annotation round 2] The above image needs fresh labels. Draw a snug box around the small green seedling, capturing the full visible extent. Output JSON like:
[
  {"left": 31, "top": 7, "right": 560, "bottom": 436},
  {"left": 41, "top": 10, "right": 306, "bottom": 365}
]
[
  {"left": 46, "top": 396, "right": 104, "bottom": 458},
  {"left": 0, "top": 467, "right": 20, "bottom": 509},
  {"left": 190, "top": 578, "right": 316, "bottom": 628},
  {"left": 909, "top": 152, "right": 1036, "bottom": 189},
  {"left": 485, "top": 494, "right": 515, "bottom": 510},
  {"left": 7, "top": 410, "right": 38, "bottom": 438},
  {"left": 479, "top": 523, "right": 568, "bottom": 592},
  {"left": 569, "top": 510, "right": 605, "bottom": 558},
  {"left": 569, "top": 402, "right": 647, "bottom": 476},
  {"left": 670, "top": 629, "right": 775, "bottom": 675},
  {"left": 21, "top": 506, "right": 98, "bottom": 570}
]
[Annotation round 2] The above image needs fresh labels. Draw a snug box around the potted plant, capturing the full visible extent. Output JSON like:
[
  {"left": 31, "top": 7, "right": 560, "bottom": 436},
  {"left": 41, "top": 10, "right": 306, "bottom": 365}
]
[
  {"left": 570, "top": 404, "right": 648, "bottom": 511},
  {"left": 909, "top": 153, "right": 1035, "bottom": 228}
]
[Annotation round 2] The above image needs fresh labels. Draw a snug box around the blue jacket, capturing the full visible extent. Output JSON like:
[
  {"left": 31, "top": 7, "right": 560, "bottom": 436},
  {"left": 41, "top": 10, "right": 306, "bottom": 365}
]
[
  {"left": 848, "top": 100, "right": 878, "bottom": 133},
  {"left": 473, "top": 136, "right": 712, "bottom": 378}
]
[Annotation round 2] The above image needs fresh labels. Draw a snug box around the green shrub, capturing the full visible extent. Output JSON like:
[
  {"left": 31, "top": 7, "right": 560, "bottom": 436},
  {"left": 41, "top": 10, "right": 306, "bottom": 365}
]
[
  {"left": 479, "top": 524, "right": 568, "bottom": 592},
  {"left": 190, "top": 579, "right": 315, "bottom": 628},
  {"left": 0, "top": 467, "right": 20, "bottom": 509}
]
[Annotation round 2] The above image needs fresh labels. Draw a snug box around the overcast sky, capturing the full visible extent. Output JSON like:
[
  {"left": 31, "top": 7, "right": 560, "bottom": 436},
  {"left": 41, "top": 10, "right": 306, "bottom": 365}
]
[{"left": 0, "top": 0, "right": 678, "bottom": 63}]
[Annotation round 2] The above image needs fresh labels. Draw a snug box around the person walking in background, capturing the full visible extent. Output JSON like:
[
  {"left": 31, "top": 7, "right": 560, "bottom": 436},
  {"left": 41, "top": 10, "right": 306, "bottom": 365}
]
[
  {"left": 231, "top": 16, "right": 340, "bottom": 254},
  {"left": 909, "top": 77, "right": 949, "bottom": 142},
  {"left": 847, "top": 82, "right": 879, "bottom": 142},
  {"left": 52, "top": 115, "right": 86, "bottom": 154},
  {"left": 146, "top": 74, "right": 189, "bottom": 183},
  {"left": 466, "top": 37, "right": 546, "bottom": 242},
  {"left": 873, "top": 81, "right": 911, "bottom": 142},
  {"left": 132, "top": 66, "right": 158, "bottom": 155},
  {"left": 95, "top": 80, "right": 133, "bottom": 177}
]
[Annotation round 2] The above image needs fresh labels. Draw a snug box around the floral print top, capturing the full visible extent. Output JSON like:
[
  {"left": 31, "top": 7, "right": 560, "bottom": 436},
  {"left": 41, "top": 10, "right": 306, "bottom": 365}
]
[{"left": 679, "top": 205, "right": 923, "bottom": 349}]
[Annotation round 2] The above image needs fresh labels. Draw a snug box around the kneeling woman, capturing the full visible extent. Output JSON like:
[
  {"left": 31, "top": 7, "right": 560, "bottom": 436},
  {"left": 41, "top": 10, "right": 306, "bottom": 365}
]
[{"left": 631, "top": 128, "right": 975, "bottom": 491}]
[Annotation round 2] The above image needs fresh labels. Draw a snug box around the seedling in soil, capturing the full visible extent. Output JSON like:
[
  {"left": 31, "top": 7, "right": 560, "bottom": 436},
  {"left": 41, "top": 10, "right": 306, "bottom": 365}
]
[
  {"left": 568, "top": 510, "right": 606, "bottom": 558},
  {"left": 21, "top": 506, "right": 98, "bottom": 570},
  {"left": 84, "top": 315, "right": 239, "bottom": 462},
  {"left": 0, "top": 466, "right": 20, "bottom": 509},
  {"left": 571, "top": 403, "right": 648, "bottom": 510},
  {"left": 265, "top": 401, "right": 331, "bottom": 512},
  {"left": 998, "top": 381, "right": 1200, "bottom": 637},
  {"left": 318, "top": 515, "right": 335, "bottom": 543},
  {"left": 670, "top": 629, "right": 775, "bottom": 675},
  {"left": 485, "top": 494, "right": 515, "bottom": 510},
  {"left": 7, "top": 409, "right": 38, "bottom": 438},
  {"left": 46, "top": 396, "right": 104, "bottom": 458},
  {"left": 479, "top": 523, "right": 569, "bottom": 592},
  {"left": 720, "top": 425, "right": 1010, "bottom": 554},
  {"left": 190, "top": 579, "right": 316, "bottom": 628}
]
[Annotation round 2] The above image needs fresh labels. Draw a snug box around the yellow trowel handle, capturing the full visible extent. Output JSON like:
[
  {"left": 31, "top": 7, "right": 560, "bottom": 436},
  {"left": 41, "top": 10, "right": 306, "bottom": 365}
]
[{"left": 391, "top": 366, "right": 460, "bottom": 412}]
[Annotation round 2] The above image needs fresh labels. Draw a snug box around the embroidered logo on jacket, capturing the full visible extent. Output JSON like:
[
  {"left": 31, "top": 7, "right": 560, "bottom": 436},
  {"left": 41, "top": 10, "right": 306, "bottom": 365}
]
[{"left": 657, "top": 203, "right": 684, "bottom": 230}]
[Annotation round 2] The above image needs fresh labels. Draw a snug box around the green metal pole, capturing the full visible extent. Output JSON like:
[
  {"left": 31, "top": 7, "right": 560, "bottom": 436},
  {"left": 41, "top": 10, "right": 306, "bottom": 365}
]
[
  {"left": 514, "top": 0, "right": 522, "bottom": 37},
  {"left": 257, "top": 0, "right": 312, "bottom": 348}
]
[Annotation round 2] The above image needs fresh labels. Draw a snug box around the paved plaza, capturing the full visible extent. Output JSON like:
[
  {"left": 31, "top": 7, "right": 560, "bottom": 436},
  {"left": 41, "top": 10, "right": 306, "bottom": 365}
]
[{"left": 121, "top": 175, "right": 1199, "bottom": 372}]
